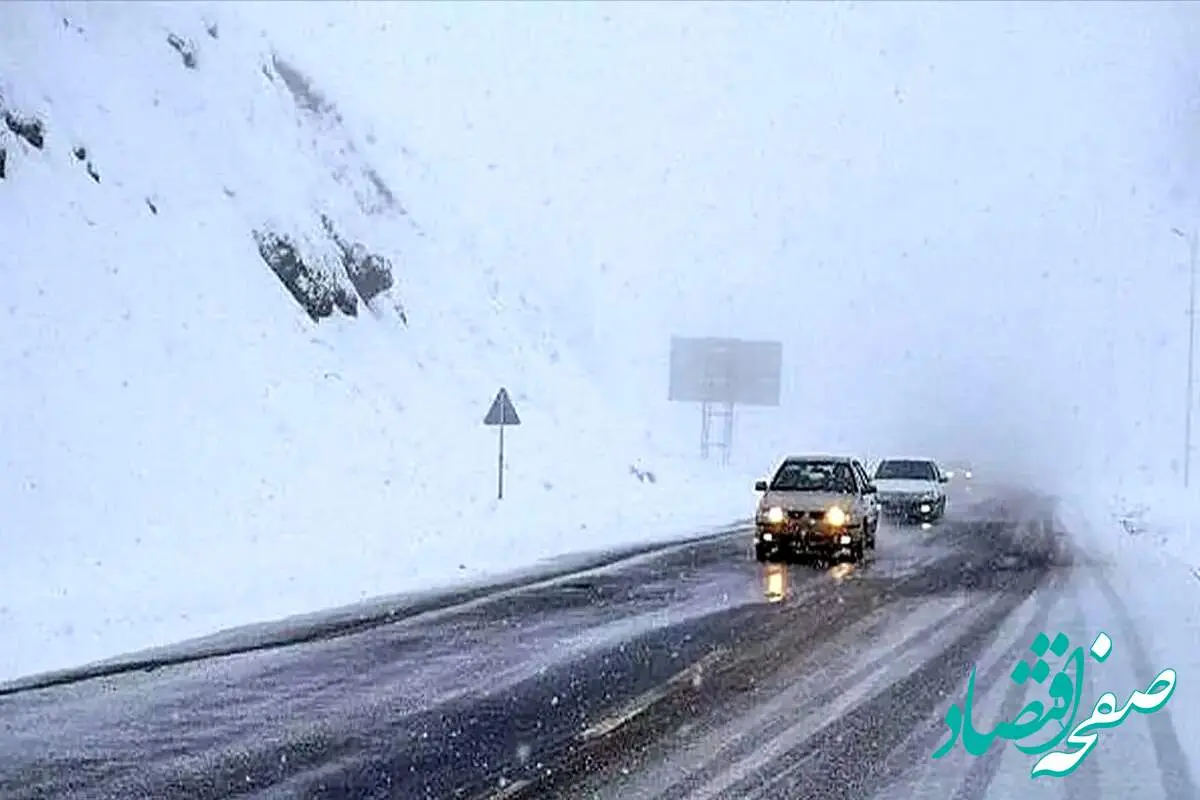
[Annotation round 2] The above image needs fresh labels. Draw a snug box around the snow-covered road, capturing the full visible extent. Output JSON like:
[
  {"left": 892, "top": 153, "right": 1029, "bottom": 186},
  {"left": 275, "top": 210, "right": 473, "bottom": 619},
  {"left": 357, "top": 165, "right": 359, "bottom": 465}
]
[
  {"left": 0, "top": 485, "right": 1193, "bottom": 799},
  {"left": 522, "top": 488, "right": 1196, "bottom": 800}
]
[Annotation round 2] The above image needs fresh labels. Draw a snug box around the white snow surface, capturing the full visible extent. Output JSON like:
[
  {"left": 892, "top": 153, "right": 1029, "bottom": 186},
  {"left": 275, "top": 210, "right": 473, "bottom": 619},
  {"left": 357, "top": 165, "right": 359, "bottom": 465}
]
[
  {"left": 1059, "top": 484, "right": 1200, "bottom": 771},
  {"left": 1089, "top": 483, "right": 1200, "bottom": 569},
  {"left": 0, "top": 3, "right": 751, "bottom": 682}
]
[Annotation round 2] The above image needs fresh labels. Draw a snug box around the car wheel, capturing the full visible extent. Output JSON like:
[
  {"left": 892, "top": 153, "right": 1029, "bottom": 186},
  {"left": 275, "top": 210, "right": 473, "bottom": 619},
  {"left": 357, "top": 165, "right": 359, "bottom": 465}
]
[
  {"left": 755, "top": 543, "right": 771, "bottom": 562},
  {"left": 866, "top": 520, "right": 877, "bottom": 549},
  {"left": 850, "top": 539, "right": 865, "bottom": 563}
]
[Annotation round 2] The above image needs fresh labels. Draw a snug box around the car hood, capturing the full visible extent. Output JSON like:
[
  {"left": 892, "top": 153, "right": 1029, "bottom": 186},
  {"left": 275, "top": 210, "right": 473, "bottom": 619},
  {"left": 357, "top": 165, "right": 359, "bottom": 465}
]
[
  {"left": 759, "top": 491, "right": 853, "bottom": 512},
  {"left": 874, "top": 478, "right": 938, "bottom": 496}
]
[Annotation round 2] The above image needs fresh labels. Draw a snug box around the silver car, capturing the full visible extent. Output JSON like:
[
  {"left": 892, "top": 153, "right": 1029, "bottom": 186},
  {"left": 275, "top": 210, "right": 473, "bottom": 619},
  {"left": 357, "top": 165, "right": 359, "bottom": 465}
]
[{"left": 753, "top": 455, "right": 880, "bottom": 564}]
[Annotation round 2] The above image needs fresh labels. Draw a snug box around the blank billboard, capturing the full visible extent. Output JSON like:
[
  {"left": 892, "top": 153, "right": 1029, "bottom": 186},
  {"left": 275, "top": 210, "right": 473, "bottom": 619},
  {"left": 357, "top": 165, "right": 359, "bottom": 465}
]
[{"left": 668, "top": 336, "right": 782, "bottom": 406}]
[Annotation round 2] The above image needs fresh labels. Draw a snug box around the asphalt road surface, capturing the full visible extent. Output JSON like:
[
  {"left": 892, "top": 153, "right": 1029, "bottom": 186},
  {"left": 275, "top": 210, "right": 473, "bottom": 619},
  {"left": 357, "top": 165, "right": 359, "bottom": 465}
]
[{"left": 0, "top": 485, "right": 1194, "bottom": 800}]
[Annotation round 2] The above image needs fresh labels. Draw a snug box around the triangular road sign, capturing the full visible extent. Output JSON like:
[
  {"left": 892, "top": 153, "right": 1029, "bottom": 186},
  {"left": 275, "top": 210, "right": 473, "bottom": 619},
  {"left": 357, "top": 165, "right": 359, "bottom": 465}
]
[{"left": 483, "top": 387, "right": 521, "bottom": 426}]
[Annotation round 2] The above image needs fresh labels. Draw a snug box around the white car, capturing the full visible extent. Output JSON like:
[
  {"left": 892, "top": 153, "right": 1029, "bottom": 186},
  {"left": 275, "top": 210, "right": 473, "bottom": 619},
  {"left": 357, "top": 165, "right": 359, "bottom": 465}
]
[
  {"left": 943, "top": 461, "right": 974, "bottom": 482},
  {"left": 872, "top": 457, "right": 948, "bottom": 524}
]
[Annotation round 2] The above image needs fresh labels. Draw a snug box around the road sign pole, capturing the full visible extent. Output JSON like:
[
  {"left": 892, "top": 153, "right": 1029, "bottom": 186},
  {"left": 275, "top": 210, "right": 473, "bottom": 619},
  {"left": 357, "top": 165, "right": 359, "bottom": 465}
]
[
  {"left": 498, "top": 423, "right": 505, "bottom": 500},
  {"left": 483, "top": 386, "right": 520, "bottom": 502}
]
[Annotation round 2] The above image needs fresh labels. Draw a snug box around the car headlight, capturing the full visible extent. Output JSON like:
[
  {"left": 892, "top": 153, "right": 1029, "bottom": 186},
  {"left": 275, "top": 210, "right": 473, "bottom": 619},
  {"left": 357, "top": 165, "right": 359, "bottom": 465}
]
[
  {"left": 765, "top": 506, "right": 785, "bottom": 524},
  {"left": 920, "top": 493, "right": 937, "bottom": 502},
  {"left": 964, "top": 470, "right": 973, "bottom": 479},
  {"left": 825, "top": 506, "right": 848, "bottom": 527}
]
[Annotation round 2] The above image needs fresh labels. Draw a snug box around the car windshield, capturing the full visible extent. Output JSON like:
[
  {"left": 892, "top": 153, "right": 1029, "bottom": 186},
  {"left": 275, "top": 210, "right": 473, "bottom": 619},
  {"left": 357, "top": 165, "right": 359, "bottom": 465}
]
[
  {"left": 874, "top": 460, "right": 939, "bottom": 481},
  {"left": 770, "top": 461, "right": 857, "bottom": 493}
]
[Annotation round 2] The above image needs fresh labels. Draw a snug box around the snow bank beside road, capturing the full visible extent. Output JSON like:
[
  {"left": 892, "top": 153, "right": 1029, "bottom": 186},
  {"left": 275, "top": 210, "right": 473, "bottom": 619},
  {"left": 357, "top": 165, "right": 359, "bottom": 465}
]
[
  {"left": 1056, "top": 486, "right": 1200, "bottom": 775},
  {"left": 1057, "top": 482, "right": 1200, "bottom": 640},
  {"left": 1075, "top": 483, "right": 1200, "bottom": 572},
  {"left": 1, "top": 465, "right": 751, "bottom": 687}
]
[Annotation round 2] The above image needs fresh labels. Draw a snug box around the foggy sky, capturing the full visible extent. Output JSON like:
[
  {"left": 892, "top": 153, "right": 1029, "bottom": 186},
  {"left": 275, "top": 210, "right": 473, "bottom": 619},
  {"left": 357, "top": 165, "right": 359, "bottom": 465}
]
[{"left": 247, "top": 0, "right": 1199, "bottom": 486}]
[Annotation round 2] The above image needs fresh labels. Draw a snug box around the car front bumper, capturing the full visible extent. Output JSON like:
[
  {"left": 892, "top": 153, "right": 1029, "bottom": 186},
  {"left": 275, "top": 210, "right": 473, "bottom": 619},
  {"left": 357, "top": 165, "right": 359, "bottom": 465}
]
[
  {"left": 755, "top": 522, "right": 862, "bottom": 556},
  {"left": 879, "top": 496, "right": 942, "bottom": 523}
]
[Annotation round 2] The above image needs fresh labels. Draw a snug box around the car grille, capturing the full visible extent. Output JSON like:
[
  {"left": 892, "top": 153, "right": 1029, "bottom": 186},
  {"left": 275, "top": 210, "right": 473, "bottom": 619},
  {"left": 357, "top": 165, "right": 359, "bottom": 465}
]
[
  {"left": 786, "top": 509, "right": 826, "bottom": 524},
  {"left": 880, "top": 494, "right": 934, "bottom": 512}
]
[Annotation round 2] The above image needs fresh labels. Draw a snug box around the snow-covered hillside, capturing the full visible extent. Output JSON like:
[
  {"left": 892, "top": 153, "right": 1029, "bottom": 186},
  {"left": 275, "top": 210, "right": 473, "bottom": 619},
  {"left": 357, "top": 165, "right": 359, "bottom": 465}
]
[{"left": 0, "top": 2, "right": 748, "bottom": 682}]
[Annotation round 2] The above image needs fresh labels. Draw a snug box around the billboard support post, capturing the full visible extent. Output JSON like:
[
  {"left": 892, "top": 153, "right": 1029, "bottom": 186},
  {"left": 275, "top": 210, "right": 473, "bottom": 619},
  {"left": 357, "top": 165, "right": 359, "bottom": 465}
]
[{"left": 668, "top": 336, "right": 782, "bottom": 466}]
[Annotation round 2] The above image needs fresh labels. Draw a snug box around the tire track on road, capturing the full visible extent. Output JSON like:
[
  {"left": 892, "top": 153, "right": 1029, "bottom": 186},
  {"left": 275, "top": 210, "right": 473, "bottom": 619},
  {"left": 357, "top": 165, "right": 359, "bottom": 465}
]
[
  {"left": 870, "top": 571, "right": 1063, "bottom": 800},
  {"left": 936, "top": 567, "right": 1094, "bottom": 800},
  {"left": 1060, "top": 574, "right": 1103, "bottom": 800},
  {"left": 642, "top": 594, "right": 990, "bottom": 800},
  {"left": 488, "top": 546, "right": 987, "bottom": 800},
  {"left": 652, "top": 509, "right": 1066, "bottom": 800},
  {"left": 527, "top": 512, "right": 1064, "bottom": 800},
  {"left": 744, "top": 563, "right": 1061, "bottom": 800},
  {"left": 944, "top": 518, "right": 1082, "bottom": 800},
  {"left": 1086, "top": 553, "right": 1195, "bottom": 799}
]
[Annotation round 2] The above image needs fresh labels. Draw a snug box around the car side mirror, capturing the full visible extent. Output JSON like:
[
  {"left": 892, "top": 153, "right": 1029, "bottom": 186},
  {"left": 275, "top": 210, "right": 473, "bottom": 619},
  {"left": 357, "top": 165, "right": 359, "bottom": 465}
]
[
  {"left": 755, "top": 480, "right": 768, "bottom": 492},
  {"left": 939, "top": 475, "right": 949, "bottom": 484},
  {"left": 864, "top": 483, "right": 877, "bottom": 494}
]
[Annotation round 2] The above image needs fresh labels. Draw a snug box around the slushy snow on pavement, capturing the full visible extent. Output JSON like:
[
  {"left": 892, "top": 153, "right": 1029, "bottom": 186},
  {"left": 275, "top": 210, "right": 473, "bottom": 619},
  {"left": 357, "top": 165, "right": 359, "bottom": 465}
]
[{"left": 0, "top": 2, "right": 750, "bottom": 683}]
